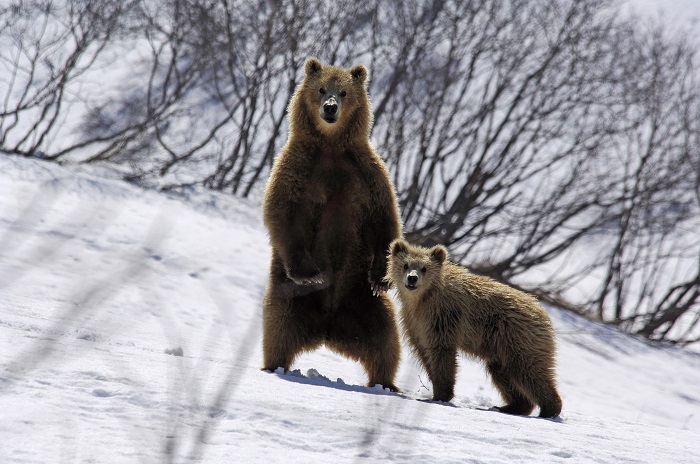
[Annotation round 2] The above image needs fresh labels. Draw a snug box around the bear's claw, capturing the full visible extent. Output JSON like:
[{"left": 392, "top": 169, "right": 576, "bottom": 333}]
[
  {"left": 290, "top": 274, "right": 325, "bottom": 286},
  {"left": 369, "top": 270, "right": 391, "bottom": 296},
  {"left": 371, "top": 281, "right": 389, "bottom": 297}
]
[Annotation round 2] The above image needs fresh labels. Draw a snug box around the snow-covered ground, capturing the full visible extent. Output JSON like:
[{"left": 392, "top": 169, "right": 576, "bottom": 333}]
[
  {"left": 1, "top": 155, "right": 699, "bottom": 463},
  {"left": 628, "top": 0, "right": 700, "bottom": 29}
]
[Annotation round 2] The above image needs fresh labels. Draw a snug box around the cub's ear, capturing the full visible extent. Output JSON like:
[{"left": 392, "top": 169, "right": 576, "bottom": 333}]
[
  {"left": 430, "top": 245, "right": 448, "bottom": 264},
  {"left": 305, "top": 57, "right": 322, "bottom": 77},
  {"left": 350, "top": 64, "right": 368, "bottom": 84},
  {"left": 389, "top": 239, "right": 409, "bottom": 257}
]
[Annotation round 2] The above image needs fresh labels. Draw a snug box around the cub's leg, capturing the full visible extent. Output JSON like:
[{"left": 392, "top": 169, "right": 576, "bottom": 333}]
[
  {"left": 514, "top": 367, "right": 562, "bottom": 418},
  {"left": 410, "top": 343, "right": 431, "bottom": 376},
  {"left": 534, "top": 380, "right": 562, "bottom": 418},
  {"left": 424, "top": 346, "right": 458, "bottom": 402},
  {"left": 487, "top": 361, "right": 535, "bottom": 416}
]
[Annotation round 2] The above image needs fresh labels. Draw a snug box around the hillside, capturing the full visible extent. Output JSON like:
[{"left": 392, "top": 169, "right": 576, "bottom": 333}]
[{"left": 1, "top": 155, "right": 699, "bottom": 463}]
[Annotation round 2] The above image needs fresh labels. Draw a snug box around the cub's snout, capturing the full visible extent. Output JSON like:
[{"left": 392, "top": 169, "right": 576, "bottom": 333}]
[{"left": 405, "top": 270, "right": 419, "bottom": 290}]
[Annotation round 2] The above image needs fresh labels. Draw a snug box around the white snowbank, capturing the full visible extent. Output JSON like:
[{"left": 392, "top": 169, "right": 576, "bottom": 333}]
[{"left": 1, "top": 156, "right": 698, "bottom": 463}]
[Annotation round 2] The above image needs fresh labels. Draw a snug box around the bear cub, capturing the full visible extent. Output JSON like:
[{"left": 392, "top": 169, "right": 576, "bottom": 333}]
[{"left": 387, "top": 239, "right": 562, "bottom": 418}]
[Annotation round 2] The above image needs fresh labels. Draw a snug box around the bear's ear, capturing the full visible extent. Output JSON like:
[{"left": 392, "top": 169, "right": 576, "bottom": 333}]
[
  {"left": 430, "top": 245, "right": 448, "bottom": 264},
  {"left": 390, "top": 239, "right": 409, "bottom": 257},
  {"left": 305, "top": 57, "right": 322, "bottom": 77},
  {"left": 350, "top": 64, "right": 368, "bottom": 84}
]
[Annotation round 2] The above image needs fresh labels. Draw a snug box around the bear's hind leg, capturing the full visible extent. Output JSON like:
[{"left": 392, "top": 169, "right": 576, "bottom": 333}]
[
  {"left": 262, "top": 292, "right": 325, "bottom": 372},
  {"left": 526, "top": 375, "right": 562, "bottom": 418},
  {"left": 325, "top": 292, "right": 400, "bottom": 391},
  {"left": 363, "top": 345, "right": 401, "bottom": 392},
  {"left": 487, "top": 362, "right": 535, "bottom": 416},
  {"left": 506, "top": 361, "right": 562, "bottom": 418},
  {"left": 537, "top": 387, "right": 562, "bottom": 419}
]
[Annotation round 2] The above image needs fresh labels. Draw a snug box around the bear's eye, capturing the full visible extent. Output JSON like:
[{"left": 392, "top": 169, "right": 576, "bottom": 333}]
[
  {"left": 421, "top": 267, "right": 427, "bottom": 274},
  {"left": 340, "top": 90, "right": 347, "bottom": 97},
  {"left": 319, "top": 88, "right": 326, "bottom": 95},
  {"left": 403, "top": 264, "right": 408, "bottom": 270}
]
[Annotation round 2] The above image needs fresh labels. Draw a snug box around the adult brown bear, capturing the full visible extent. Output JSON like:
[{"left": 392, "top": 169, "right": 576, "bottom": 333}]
[{"left": 261, "top": 58, "right": 402, "bottom": 390}]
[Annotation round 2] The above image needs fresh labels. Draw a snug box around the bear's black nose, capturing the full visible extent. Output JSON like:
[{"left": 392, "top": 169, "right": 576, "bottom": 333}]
[
  {"left": 407, "top": 275, "right": 418, "bottom": 284},
  {"left": 324, "top": 102, "right": 338, "bottom": 116}
]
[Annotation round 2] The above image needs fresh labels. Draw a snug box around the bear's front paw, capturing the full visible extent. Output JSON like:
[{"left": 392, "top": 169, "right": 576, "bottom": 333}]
[
  {"left": 285, "top": 257, "right": 324, "bottom": 286},
  {"left": 289, "top": 273, "right": 325, "bottom": 286},
  {"left": 369, "top": 276, "right": 390, "bottom": 297}
]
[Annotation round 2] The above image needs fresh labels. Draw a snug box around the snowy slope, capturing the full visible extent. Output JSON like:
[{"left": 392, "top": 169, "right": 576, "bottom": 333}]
[{"left": 1, "top": 155, "right": 699, "bottom": 463}]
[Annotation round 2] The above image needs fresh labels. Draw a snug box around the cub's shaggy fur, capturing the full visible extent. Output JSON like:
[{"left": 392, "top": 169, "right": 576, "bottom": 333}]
[
  {"left": 387, "top": 239, "right": 562, "bottom": 418},
  {"left": 261, "top": 58, "right": 403, "bottom": 390}
]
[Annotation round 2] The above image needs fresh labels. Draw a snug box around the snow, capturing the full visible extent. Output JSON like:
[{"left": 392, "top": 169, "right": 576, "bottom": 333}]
[
  {"left": 627, "top": 0, "right": 700, "bottom": 29},
  {"left": 1, "top": 155, "right": 699, "bottom": 463}
]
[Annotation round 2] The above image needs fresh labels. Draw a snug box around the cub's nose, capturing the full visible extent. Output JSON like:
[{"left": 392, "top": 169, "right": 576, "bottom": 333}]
[
  {"left": 323, "top": 102, "right": 338, "bottom": 116},
  {"left": 407, "top": 274, "right": 418, "bottom": 285}
]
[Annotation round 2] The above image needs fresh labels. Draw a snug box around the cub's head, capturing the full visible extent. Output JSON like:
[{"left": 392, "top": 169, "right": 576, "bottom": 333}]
[
  {"left": 386, "top": 239, "right": 448, "bottom": 294},
  {"left": 289, "top": 57, "right": 372, "bottom": 139}
]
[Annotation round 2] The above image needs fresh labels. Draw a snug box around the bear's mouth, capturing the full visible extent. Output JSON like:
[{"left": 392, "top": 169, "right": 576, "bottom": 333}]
[
  {"left": 322, "top": 115, "right": 337, "bottom": 124},
  {"left": 405, "top": 283, "right": 418, "bottom": 291}
]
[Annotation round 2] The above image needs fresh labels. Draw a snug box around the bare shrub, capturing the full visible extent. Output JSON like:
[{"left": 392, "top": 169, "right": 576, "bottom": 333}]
[{"left": 1, "top": 0, "right": 699, "bottom": 344}]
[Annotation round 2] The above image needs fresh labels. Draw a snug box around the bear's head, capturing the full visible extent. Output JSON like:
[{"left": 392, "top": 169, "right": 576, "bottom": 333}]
[
  {"left": 288, "top": 57, "right": 372, "bottom": 140},
  {"left": 386, "top": 239, "right": 448, "bottom": 294}
]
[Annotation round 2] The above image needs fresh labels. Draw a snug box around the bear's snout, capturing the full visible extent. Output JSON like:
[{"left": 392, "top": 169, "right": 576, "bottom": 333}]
[
  {"left": 405, "top": 270, "right": 419, "bottom": 290},
  {"left": 321, "top": 96, "right": 339, "bottom": 123},
  {"left": 324, "top": 101, "right": 337, "bottom": 116}
]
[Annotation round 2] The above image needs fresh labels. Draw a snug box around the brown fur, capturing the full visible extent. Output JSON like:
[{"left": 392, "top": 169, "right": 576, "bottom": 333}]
[
  {"left": 261, "top": 58, "right": 403, "bottom": 390},
  {"left": 387, "top": 239, "right": 562, "bottom": 418}
]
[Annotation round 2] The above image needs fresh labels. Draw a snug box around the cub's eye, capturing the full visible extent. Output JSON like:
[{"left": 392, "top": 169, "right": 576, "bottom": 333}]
[
  {"left": 340, "top": 90, "right": 347, "bottom": 97},
  {"left": 403, "top": 264, "right": 408, "bottom": 270},
  {"left": 319, "top": 88, "right": 326, "bottom": 94},
  {"left": 421, "top": 267, "right": 427, "bottom": 274}
]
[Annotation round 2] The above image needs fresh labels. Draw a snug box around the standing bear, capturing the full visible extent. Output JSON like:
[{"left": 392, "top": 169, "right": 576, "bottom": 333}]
[
  {"left": 387, "top": 239, "right": 562, "bottom": 418},
  {"left": 261, "top": 58, "right": 403, "bottom": 391}
]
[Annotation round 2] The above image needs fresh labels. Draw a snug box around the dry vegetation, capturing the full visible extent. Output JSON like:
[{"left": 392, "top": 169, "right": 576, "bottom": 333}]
[{"left": 1, "top": 0, "right": 699, "bottom": 344}]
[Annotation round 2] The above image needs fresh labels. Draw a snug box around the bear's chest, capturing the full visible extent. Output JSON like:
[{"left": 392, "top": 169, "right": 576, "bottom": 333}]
[
  {"left": 306, "top": 152, "right": 368, "bottom": 254},
  {"left": 309, "top": 153, "right": 366, "bottom": 209}
]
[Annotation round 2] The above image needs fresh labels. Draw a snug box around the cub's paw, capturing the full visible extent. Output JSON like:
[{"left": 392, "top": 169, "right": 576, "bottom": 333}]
[{"left": 494, "top": 403, "right": 534, "bottom": 416}]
